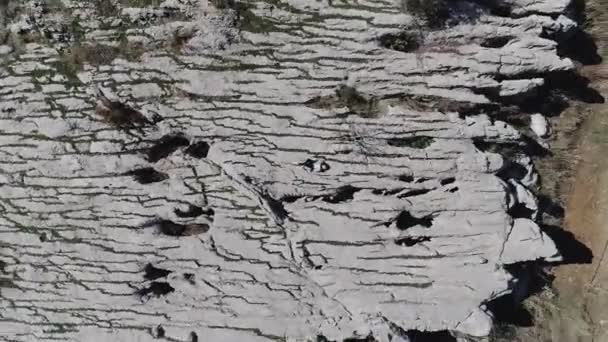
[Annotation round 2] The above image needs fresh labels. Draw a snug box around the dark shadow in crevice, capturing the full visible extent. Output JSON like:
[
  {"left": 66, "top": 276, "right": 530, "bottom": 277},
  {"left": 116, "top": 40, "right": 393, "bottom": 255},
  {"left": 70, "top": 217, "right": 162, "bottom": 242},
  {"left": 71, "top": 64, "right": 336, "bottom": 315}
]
[
  {"left": 537, "top": 194, "right": 565, "bottom": 219},
  {"left": 473, "top": 136, "right": 550, "bottom": 159},
  {"left": 395, "top": 235, "right": 432, "bottom": 247},
  {"left": 480, "top": 35, "right": 514, "bottom": 48},
  {"left": 553, "top": 29, "right": 602, "bottom": 65},
  {"left": 398, "top": 188, "right": 432, "bottom": 198},
  {"left": 185, "top": 141, "right": 211, "bottom": 159},
  {"left": 392, "top": 210, "right": 434, "bottom": 230},
  {"left": 321, "top": 185, "right": 362, "bottom": 204},
  {"left": 485, "top": 263, "right": 552, "bottom": 328},
  {"left": 174, "top": 205, "right": 213, "bottom": 218},
  {"left": 124, "top": 167, "right": 169, "bottom": 184},
  {"left": 143, "top": 263, "right": 172, "bottom": 281},
  {"left": 402, "top": 330, "right": 456, "bottom": 342},
  {"left": 157, "top": 220, "right": 211, "bottom": 236},
  {"left": 507, "top": 202, "right": 536, "bottom": 219},
  {"left": 147, "top": 134, "right": 190, "bottom": 163},
  {"left": 541, "top": 224, "right": 593, "bottom": 264},
  {"left": 485, "top": 293, "right": 534, "bottom": 327},
  {"left": 137, "top": 281, "right": 175, "bottom": 298}
]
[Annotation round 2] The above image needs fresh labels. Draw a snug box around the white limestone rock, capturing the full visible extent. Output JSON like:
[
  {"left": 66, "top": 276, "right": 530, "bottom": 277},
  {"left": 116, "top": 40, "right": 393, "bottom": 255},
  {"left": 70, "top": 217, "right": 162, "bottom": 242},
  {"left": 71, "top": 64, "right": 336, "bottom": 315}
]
[
  {"left": 0, "top": 0, "right": 578, "bottom": 341},
  {"left": 500, "top": 219, "right": 561, "bottom": 264},
  {"left": 531, "top": 113, "right": 551, "bottom": 137}
]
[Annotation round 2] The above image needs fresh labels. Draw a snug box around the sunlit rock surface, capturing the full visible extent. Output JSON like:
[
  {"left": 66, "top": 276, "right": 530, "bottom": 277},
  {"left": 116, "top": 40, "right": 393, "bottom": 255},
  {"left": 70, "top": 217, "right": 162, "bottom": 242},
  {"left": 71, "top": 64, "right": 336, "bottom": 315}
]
[{"left": 0, "top": 0, "right": 580, "bottom": 340}]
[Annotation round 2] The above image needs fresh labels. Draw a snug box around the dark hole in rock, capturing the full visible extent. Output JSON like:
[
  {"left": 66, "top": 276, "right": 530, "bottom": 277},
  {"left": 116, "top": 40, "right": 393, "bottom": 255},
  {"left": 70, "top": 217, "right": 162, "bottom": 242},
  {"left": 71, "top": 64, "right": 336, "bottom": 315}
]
[
  {"left": 416, "top": 177, "right": 431, "bottom": 183},
  {"left": 322, "top": 185, "right": 362, "bottom": 203},
  {"left": 144, "top": 263, "right": 172, "bottom": 281},
  {"left": 507, "top": 203, "right": 536, "bottom": 219},
  {"left": 403, "top": 330, "right": 456, "bottom": 342},
  {"left": 137, "top": 281, "right": 175, "bottom": 297},
  {"left": 537, "top": 194, "right": 564, "bottom": 218},
  {"left": 150, "top": 112, "right": 164, "bottom": 124},
  {"left": 316, "top": 335, "right": 377, "bottom": 342},
  {"left": 124, "top": 167, "right": 169, "bottom": 184},
  {"left": 398, "top": 188, "right": 431, "bottom": 198},
  {"left": 480, "top": 36, "right": 514, "bottom": 48},
  {"left": 541, "top": 224, "right": 592, "bottom": 264},
  {"left": 448, "top": 187, "right": 458, "bottom": 193},
  {"left": 302, "top": 159, "right": 330, "bottom": 172},
  {"left": 156, "top": 325, "right": 165, "bottom": 338},
  {"left": 190, "top": 332, "right": 199, "bottom": 342},
  {"left": 398, "top": 174, "right": 414, "bottom": 182},
  {"left": 343, "top": 334, "right": 376, "bottom": 342},
  {"left": 395, "top": 236, "right": 432, "bottom": 246},
  {"left": 174, "top": 205, "right": 205, "bottom": 218},
  {"left": 147, "top": 134, "right": 190, "bottom": 163},
  {"left": 395, "top": 211, "right": 433, "bottom": 230},
  {"left": 440, "top": 177, "right": 455, "bottom": 185},
  {"left": 280, "top": 194, "right": 303, "bottom": 203},
  {"left": 244, "top": 175, "right": 253, "bottom": 183},
  {"left": 387, "top": 136, "right": 434, "bottom": 149},
  {"left": 378, "top": 31, "right": 420, "bottom": 53},
  {"left": 264, "top": 193, "right": 289, "bottom": 221},
  {"left": 158, "top": 220, "right": 211, "bottom": 236},
  {"left": 185, "top": 141, "right": 211, "bottom": 159},
  {"left": 184, "top": 273, "right": 195, "bottom": 284},
  {"left": 39, "top": 233, "right": 47, "bottom": 242}
]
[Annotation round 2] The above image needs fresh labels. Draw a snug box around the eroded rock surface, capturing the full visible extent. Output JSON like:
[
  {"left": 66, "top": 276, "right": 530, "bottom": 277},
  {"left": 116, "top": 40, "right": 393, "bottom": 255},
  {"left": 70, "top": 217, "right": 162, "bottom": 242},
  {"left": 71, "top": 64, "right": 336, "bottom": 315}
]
[{"left": 0, "top": 0, "right": 583, "bottom": 340}]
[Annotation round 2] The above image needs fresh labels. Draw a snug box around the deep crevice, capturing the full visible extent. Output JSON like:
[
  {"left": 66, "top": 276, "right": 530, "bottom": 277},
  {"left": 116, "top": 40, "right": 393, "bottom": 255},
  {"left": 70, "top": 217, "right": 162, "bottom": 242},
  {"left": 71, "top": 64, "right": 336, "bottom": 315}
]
[
  {"left": 387, "top": 136, "right": 434, "bottom": 149},
  {"left": 174, "top": 205, "right": 214, "bottom": 218},
  {"left": 137, "top": 281, "right": 175, "bottom": 297},
  {"left": 390, "top": 210, "right": 434, "bottom": 230},
  {"left": 541, "top": 224, "right": 593, "bottom": 264},
  {"left": 147, "top": 134, "right": 190, "bottom": 163},
  {"left": 397, "top": 188, "right": 432, "bottom": 198},
  {"left": 185, "top": 141, "right": 211, "bottom": 159},
  {"left": 378, "top": 31, "right": 421, "bottom": 53},
  {"left": 395, "top": 236, "right": 432, "bottom": 246},
  {"left": 143, "top": 263, "right": 172, "bottom": 281},
  {"left": 157, "top": 220, "right": 211, "bottom": 236},
  {"left": 320, "top": 185, "right": 362, "bottom": 204},
  {"left": 124, "top": 167, "right": 169, "bottom": 184}
]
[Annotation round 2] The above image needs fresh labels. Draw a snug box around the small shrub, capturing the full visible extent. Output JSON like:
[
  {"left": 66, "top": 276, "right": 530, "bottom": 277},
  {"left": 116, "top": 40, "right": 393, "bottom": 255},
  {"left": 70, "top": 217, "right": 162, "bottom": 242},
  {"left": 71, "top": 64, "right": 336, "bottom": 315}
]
[
  {"left": 403, "top": 0, "right": 450, "bottom": 28},
  {"left": 378, "top": 31, "right": 420, "bottom": 52},
  {"left": 95, "top": 0, "right": 120, "bottom": 17}
]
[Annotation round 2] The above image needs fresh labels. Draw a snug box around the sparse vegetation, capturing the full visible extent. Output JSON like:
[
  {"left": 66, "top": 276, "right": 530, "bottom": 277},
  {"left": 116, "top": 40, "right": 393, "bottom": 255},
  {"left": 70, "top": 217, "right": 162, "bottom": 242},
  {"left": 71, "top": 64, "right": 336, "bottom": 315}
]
[
  {"left": 121, "top": 0, "right": 163, "bottom": 7},
  {"left": 387, "top": 136, "right": 435, "bottom": 149},
  {"left": 60, "top": 41, "right": 143, "bottom": 69},
  {"left": 403, "top": 0, "right": 450, "bottom": 28},
  {"left": 95, "top": 0, "right": 120, "bottom": 17},
  {"left": 305, "top": 85, "right": 380, "bottom": 118},
  {"left": 378, "top": 31, "right": 421, "bottom": 53}
]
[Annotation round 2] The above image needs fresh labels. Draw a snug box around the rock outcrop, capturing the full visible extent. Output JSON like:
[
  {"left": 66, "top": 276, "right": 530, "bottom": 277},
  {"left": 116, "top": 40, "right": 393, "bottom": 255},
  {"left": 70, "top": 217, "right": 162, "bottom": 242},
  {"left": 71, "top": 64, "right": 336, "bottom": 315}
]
[{"left": 0, "top": 0, "right": 591, "bottom": 341}]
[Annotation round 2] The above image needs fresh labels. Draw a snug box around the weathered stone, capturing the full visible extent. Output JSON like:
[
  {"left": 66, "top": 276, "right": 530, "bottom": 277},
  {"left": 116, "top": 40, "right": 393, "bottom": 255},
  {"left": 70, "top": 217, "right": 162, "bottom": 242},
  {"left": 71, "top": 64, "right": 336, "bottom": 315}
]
[{"left": 0, "top": 0, "right": 587, "bottom": 341}]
